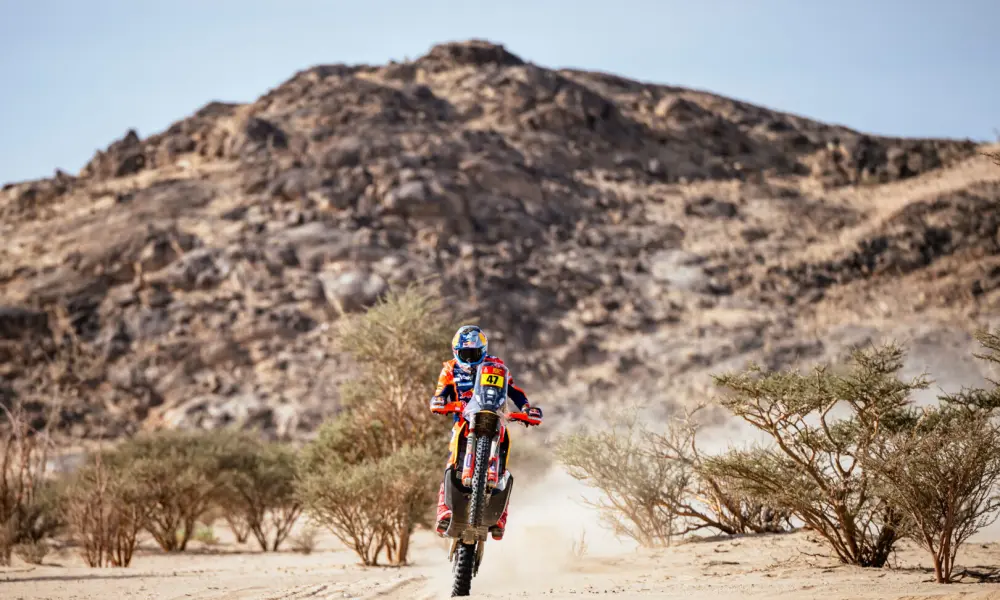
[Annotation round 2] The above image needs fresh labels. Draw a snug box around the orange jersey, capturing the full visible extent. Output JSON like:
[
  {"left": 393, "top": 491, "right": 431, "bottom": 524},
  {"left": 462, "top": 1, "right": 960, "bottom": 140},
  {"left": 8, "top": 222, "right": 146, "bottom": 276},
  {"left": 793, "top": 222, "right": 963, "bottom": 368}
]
[{"left": 431, "top": 355, "right": 529, "bottom": 417}]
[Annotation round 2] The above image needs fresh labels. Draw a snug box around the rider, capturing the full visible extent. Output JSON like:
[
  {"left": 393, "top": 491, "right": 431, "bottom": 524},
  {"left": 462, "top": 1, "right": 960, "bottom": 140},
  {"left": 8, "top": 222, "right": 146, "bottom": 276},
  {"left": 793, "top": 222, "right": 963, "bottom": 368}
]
[{"left": 429, "top": 325, "right": 543, "bottom": 541}]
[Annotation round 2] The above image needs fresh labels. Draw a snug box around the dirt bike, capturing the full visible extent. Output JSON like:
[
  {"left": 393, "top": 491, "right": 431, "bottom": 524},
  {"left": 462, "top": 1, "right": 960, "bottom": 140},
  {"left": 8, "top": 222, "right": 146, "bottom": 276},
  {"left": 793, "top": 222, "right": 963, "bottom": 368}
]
[{"left": 438, "top": 361, "right": 541, "bottom": 597}]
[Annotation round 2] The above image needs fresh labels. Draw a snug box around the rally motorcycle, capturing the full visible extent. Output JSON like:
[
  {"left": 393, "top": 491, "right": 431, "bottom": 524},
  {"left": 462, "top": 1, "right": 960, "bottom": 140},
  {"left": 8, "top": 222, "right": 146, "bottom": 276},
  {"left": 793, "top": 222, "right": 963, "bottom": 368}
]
[{"left": 438, "top": 361, "right": 541, "bottom": 597}]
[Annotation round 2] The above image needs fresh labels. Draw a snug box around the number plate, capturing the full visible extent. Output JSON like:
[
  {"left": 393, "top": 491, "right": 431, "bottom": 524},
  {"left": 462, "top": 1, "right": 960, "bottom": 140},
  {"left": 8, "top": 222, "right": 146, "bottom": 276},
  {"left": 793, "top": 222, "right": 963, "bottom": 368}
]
[{"left": 480, "top": 372, "right": 505, "bottom": 388}]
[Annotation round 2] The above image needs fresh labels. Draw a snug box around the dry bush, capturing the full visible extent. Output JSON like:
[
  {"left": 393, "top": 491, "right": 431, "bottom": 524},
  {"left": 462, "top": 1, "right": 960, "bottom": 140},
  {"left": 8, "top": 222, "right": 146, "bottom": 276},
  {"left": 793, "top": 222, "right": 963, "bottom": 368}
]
[
  {"left": 859, "top": 328, "right": 1000, "bottom": 583},
  {"left": 218, "top": 435, "right": 302, "bottom": 552},
  {"left": 557, "top": 404, "right": 789, "bottom": 547},
  {"left": 65, "top": 454, "right": 146, "bottom": 567},
  {"left": 297, "top": 449, "right": 392, "bottom": 566},
  {"left": 867, "top": 408, "right": 1000, "bottom": 583},
  {"left": 13, "top": 540, "right": 50, "bottom": 565},
  {"left": 557, "top": 408, "right": 684, "bottom": 547},
  {"left": 298, "top": 420, "right": 440, "bottom": 565},
  {"left": 291, "top": 523, "right": 319, "bottom": 555},
  {"left": 648, "top": 405, "right": 793, "bottom": 536},
  {"left": 105, "top": 430, "right": 230, "bottom": 552},
  {"left": 704, "top": 344, "right": 924, "bottom": 568},
  {"left": 297, "top": 282, "right": 457, "bottom": 566},
  {"left": 0, "top": 401, "right": 63, "bottom": 565},
  {"left": 224, "top": 513, "right": 252, "bottom": 544}
]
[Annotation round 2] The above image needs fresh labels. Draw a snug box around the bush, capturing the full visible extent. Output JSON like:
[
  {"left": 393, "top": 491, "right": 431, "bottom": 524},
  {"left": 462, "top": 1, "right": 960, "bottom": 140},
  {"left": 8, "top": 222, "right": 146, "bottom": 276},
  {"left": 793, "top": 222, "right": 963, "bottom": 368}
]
[
  {"left": 557, "top": 408, "right": 684, "bottom": 547},
  {"left": 104, "top": 430, "right": 231, "bottom": 552},
  {"left": 218, "top": 435, "right": 302, "bottom": 552},
  {"left": 65, "top": 454, "right": 146, "bottom": 567},
  {"left": 330, "top": 282, "right": 459, "bottom": 455},
  {"left": 557, "top": 404, "right": 789, "bottom": 547},
  {"left": 291, "top": 523, "right": 319, "bottom": 555},
  {"left": 862, "top": 329, "right": 1000, "bottom": 583},
  {"left": 868, "top": 408, "right": 1000, "bottom": 583},
  {"left": 298, "top": 421, "right": 440, "bottom": 566},
  {"left": 297, "top": 282, "right": 457, "bottom": 566},
  {"left": 0, "top": 402, "right": 63, "bottom": 566},
  {"left": 13, "top": 541, "right": 50, "bottom": 565},
  {"left": 297, "top": 450, "right": 392, "bottom": 566},
  {"left": 704, "top": 344, "right": 925, "bottom": 567}
]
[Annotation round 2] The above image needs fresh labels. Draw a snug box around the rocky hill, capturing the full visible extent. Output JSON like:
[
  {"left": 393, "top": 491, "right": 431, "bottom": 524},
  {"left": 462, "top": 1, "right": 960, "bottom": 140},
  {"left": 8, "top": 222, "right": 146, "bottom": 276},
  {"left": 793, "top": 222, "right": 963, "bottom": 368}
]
[{"left": 1, "top": 40, "right": 997, "bottom": 439}]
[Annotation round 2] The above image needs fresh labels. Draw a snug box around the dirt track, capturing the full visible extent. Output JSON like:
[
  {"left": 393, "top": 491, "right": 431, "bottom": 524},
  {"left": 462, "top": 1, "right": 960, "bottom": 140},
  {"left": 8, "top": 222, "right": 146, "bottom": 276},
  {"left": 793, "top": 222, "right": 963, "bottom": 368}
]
[{"left": 5, "top": 471, "right": 1000, "bottom": 600}]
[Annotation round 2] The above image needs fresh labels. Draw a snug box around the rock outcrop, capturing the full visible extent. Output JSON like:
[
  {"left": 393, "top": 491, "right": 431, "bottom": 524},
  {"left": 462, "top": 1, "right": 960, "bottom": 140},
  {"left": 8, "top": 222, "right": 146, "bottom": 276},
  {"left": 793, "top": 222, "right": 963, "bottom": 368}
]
[{"left": 0, "top": 40, "right": 994, "bottom": 438}]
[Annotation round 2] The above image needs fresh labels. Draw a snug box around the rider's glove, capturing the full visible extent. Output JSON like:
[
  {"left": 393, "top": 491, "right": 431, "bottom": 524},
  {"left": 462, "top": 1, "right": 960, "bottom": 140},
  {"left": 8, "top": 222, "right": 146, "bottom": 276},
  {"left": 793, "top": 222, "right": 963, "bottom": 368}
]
[
  {"left": 430, "top": 396, "right": 447, "bottom": 411},
  {"left": 525, "top": 405, "right": 543, "bottom": 420}
]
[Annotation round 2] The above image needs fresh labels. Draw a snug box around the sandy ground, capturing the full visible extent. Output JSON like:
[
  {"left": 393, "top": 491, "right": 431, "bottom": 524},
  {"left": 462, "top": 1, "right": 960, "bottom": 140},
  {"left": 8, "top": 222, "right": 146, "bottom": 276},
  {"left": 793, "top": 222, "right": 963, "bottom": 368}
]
[{"left": 4, "top": 470, "right": 1000, "bottom": 600}]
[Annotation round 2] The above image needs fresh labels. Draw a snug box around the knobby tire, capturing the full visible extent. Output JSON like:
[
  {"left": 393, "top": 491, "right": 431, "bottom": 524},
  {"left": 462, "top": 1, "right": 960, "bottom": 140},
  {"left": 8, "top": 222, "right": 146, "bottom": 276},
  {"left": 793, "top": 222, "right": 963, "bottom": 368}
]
[{"left": 451, "top": 434, "right": 493, "bottom": 597}]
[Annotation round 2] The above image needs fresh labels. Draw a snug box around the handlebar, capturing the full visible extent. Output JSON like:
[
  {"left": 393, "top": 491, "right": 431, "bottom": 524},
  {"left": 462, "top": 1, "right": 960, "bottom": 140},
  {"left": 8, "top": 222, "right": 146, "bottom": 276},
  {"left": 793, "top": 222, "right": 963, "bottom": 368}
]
[
  {"left": 436, "top": 402, "right": 541, "bottom": 426},
  {"left": 508, "top": 411, "right": 542, "bottom": 427}
]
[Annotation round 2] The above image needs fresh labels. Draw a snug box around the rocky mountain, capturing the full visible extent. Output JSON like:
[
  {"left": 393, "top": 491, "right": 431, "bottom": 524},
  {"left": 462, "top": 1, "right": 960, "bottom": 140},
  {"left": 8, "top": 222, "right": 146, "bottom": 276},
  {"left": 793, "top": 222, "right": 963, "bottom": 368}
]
[{"left": 1, "top": 40, "right": 997, "bottom": 439}]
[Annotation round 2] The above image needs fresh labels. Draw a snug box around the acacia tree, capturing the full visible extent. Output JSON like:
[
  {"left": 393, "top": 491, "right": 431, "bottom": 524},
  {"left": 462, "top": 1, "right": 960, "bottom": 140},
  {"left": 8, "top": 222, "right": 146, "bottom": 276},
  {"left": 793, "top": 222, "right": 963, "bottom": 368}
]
[
  {"left": 867, "top": 407, "right": 1000, "bottom": 583},
  {"left": 704, "top": 344, "right": 925, "bottom": 567},
  {"left": 862, "top": 328, "right": 1000, "bottom": 583}
]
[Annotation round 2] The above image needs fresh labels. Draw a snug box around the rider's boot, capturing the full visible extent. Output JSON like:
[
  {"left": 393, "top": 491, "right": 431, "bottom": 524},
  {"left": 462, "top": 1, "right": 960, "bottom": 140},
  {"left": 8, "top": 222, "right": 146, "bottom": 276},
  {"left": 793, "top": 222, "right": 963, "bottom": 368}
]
[
  {"left": 490, "top": 507, "right": 508, "bottom": 541},
  {"left": 435, "top": 482, "right": 452, "bottom": 536}
]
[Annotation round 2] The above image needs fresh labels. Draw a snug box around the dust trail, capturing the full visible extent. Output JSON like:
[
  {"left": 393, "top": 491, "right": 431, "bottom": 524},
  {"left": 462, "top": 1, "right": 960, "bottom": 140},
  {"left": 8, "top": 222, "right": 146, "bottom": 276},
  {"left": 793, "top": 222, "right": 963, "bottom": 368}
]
[{"left": 415, "top": 466, "right": 634, "bottom": 598}]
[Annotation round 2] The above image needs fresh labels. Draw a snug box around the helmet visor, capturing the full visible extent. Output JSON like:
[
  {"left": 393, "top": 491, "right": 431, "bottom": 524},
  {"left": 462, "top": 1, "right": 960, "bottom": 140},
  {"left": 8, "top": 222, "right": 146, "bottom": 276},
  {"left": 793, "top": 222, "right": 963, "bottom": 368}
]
[{"left": 456, "top": 347, "right": 485, "bottom": 364}]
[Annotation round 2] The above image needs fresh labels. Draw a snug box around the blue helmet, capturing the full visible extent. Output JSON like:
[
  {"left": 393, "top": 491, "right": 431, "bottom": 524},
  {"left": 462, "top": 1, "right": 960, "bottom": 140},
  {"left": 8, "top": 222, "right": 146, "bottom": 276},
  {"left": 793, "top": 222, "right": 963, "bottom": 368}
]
[{"left": 452, "top": 325, "right": 488, "bottom": 368}]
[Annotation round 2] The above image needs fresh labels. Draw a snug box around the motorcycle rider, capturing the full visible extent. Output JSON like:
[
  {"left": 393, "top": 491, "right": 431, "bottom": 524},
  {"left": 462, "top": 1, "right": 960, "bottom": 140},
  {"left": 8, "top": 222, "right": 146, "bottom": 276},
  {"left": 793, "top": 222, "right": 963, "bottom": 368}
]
[{"left": 429, "top": 325, "right": 543, "bottom": 541}]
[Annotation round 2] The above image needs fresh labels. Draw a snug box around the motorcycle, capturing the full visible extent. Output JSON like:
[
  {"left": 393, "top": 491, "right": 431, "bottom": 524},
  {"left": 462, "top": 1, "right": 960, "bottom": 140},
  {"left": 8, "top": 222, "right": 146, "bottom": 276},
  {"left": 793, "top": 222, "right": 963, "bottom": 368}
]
[{"left": 437, "top": 361, "right": 541, "bottom": 597}]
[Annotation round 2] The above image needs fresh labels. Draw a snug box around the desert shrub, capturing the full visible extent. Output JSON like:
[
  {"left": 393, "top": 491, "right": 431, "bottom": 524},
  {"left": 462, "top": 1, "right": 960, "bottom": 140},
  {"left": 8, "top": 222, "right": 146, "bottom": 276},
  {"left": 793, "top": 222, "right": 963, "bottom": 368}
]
[
  {"left": 558, "top": 404, "right": 787, "bottom": 547},
  {"left": 291, "top": 523, "right": 319, "bottom": 555},
  {"left": 65, "top": 454, "right": 146, "bottom": 567},
  {"left": 558, "top": 408, "right": 685, "bottom": 547},
  {"left": 867, "top": 407, "right": 1000, "bottom": 583},
  {"left": 647, "top": 404, "right": 793, "bottom": 536},
  {"left": 704, "top": 344, "right": 925, "bottom": 568},
  {"left": 860, "top": 329, "right": 1000, "bottom": 583},
  {"left": 297, "top": 449, "right": 392, "bottom": 566},
  {"left": 0, "top": 402, "right": 63, "bottom": 566},
  {"left": 224, "top": 513, "right": 252, "bottom": 544},
  {"left": 297, "top": 282, "right": 457, "bottom": 566},
  {"left": 218, "top": 435, "right": 302, "bottom": 552},
  {"left": 330, "top": 282, "right": 459, "bottom": 455},
  {"left": 104, "top": 430, "right": 231, "bottom": 552},
  {"left": 13, "top": 541, "right": 50, "bottom": 565},
  {"left": 298, "top": 420, "right": 440, "bottom": 565}
]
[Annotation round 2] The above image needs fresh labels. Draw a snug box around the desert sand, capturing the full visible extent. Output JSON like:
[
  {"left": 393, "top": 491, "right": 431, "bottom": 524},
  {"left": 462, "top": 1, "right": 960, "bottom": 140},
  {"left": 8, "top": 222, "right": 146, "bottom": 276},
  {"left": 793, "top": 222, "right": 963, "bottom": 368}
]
[{"left": 4, "top": 469, "right": 1000, "bottom": 600}]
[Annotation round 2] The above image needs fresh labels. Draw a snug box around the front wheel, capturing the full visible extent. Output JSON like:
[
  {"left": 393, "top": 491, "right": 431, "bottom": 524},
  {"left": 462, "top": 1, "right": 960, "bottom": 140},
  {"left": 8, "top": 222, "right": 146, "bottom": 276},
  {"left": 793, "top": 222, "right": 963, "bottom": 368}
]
[
  {"left": 451, "top": 542, "right": 476, "bottom": 597},
  {"left": 452, "top": 434, "right": 493, "bottom": 596}
]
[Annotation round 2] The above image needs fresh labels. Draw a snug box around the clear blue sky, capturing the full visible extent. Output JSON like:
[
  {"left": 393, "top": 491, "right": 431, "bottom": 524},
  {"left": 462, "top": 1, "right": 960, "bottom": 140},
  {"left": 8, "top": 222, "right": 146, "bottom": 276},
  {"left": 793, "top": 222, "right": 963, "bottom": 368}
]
[{"left": 1, "top": 0, "right": 997, "bottom": 185}]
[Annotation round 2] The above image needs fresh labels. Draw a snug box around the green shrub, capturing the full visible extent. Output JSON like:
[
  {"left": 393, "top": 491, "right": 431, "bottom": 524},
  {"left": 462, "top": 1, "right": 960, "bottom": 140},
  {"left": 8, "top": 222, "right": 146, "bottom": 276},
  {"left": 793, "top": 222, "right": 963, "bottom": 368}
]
[
  {"left": 104, "top": 430, "right": 231, "bottom": 552},
  {"left": 218, "top": 435, "right": 302, "bottom": 552}
]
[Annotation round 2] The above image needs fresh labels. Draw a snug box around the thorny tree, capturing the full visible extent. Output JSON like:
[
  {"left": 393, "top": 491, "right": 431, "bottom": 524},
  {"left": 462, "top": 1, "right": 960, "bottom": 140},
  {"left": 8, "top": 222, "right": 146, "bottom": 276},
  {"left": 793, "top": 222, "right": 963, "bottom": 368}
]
[
  {"left": 704, "top": 344, "right": 925, "bottom": 567},
  {"left": 864, "top": 328, "right": 1000, "bottom": 582},
  {"left": 647, "top": 403, "right": 793, "bottom": 536},
  {"left": 867, "top": 407, "right": 1000, "bottom": 583}
]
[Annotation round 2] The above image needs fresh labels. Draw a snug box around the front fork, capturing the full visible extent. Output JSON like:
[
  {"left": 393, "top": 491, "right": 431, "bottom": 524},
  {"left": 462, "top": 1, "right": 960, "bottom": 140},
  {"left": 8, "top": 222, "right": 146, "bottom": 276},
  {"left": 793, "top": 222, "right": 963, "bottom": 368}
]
[{"left": 460, "top": 434, "right": 502, "bottom": 489}]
